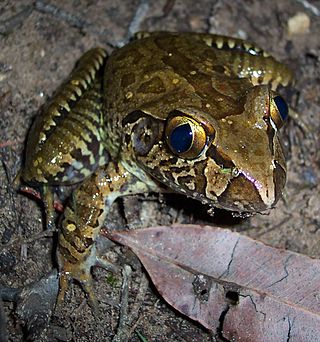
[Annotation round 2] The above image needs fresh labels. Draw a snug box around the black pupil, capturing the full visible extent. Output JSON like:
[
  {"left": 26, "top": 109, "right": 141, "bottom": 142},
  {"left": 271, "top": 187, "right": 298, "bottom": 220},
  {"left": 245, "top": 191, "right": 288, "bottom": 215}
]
[
  {"left": 169, "top": 123, "right": 193, "bottom": 153},
  {"left": 274, "top": 95, "right": 288, "bottom": 121}
]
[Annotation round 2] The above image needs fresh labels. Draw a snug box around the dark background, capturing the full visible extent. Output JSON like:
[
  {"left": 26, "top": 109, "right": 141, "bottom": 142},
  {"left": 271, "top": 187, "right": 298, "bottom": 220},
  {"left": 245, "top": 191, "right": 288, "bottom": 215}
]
[{"left": 0, "top": 1, "right": 319, "bottom": 341}]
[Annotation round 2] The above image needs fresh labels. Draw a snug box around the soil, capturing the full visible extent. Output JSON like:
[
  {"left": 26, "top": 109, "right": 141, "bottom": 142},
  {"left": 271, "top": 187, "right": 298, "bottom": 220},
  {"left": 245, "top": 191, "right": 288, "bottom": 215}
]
[{"left": 0, "top": 1, "right": 319, "bottom": 341}]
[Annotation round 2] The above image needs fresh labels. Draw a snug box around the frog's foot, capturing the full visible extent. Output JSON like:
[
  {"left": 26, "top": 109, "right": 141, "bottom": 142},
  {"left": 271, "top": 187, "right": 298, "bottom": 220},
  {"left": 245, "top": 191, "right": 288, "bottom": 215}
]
[
  {"left": 57, "top": 264, "right": 99, "bottom": 315},
  {"left": 57, "top": 252, "right": 117, "bottom": 316}
]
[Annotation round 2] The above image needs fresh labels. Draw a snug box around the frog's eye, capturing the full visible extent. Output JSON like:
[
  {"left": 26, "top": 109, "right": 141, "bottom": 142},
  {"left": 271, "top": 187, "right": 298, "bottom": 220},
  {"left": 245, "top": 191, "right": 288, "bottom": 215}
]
[
  {"left": 165, "top": 116, "right": 207, "bottom": 159},
  {"left": 269, "top": 95, "right": 289, "bottom": 129}
]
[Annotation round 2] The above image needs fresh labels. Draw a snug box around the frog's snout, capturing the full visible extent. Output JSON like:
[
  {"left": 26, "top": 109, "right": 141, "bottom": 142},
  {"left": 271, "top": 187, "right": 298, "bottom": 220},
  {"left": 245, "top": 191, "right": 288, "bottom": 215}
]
[{"left": 216, "top": 163, "right": 286, "bottom": 212}]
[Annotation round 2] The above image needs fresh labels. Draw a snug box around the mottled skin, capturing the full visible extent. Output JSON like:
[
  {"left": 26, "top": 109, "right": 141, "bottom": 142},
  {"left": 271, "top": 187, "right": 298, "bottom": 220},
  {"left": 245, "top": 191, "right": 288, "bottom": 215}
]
[
  {"left": 19, "top": 32, "right": 293, "bottom": 310},
  {"left": 21, "top": 48, "right": 109, "bottom": 228}
]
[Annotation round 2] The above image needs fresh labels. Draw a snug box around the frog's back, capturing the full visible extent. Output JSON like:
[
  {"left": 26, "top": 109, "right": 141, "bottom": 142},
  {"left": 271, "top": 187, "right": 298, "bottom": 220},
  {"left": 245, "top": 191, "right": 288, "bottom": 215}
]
[
  {"left": 103, "top": 32, "right": 253, "bottom": 152},
  {"left": 105, "top": 32, "right": 252, "bottom": 113}
]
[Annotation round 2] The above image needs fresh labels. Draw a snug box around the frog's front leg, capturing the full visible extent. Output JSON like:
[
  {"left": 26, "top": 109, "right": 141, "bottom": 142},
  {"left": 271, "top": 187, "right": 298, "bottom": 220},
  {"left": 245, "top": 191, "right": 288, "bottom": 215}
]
[{"left": 57, "top": 160, "right": 153, "bottom": 312}]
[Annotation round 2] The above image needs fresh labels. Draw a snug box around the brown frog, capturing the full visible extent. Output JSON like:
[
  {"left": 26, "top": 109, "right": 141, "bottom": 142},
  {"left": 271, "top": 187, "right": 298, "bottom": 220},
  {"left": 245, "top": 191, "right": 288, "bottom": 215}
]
[{"left": 19, "top": 32, "right": 293, "bottom": 309}]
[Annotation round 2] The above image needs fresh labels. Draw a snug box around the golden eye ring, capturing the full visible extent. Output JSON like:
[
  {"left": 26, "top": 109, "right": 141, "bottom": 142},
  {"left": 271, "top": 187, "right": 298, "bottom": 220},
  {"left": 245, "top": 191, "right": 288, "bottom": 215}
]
[{"left": 165, "top": 116, "right": 208, "bottom": 159}]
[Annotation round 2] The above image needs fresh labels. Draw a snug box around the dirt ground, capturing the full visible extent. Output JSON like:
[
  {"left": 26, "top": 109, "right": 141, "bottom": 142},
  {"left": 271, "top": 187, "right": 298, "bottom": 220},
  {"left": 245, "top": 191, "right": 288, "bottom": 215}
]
[{"left": 0, "top": 1, "right": 319, "bottom": 341}]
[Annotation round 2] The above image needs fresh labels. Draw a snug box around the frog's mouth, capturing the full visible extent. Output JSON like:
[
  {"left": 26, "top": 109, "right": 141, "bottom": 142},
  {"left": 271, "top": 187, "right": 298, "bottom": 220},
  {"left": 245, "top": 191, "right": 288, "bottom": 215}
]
[
  {"left": 207, "top": 161, "right": 287, "bottom": 213},
  {"left": 168, "top": 142, "right": 287, "bottom": 213}
]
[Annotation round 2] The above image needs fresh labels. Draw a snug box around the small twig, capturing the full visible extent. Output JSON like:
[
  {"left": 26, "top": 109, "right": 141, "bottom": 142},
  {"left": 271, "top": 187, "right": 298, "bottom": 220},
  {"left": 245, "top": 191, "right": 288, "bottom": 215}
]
[
  {"left": 118, "top": 0, "right": 150, "bottom": 47},
  {"left": 162, "top": 0, "right": 176, "bottom": 17},
  {"left": 0, "top": 299, "right": 8, "bottom": 342},
  {"left": 0, "top": 5, "right": 33, "bottom": 35},
  {"left": 34, "top": 1, "right": 87, "bottom": 29},
  {"left": 128, "top": 273, "right": 149, "bottom": 336},
  {"left": 112, "top": 267, "right": 149, "bottom": 341},
  {"left": 127, "top": 0, "right": 150, "bottom": 36},
  {"left": 0, "top": 91, "right": 12, "bottom": 110},
  {"left": 294, "top": 0, "right": 320, "bottom": 16},
  {"left": 112, "top": 265, "right": 132, "bottom": 342},
  {"left": 255, "top": 217, "right": 292, "bottom": 238},
  {"left": 0, "top": 229, "right": 55, "bottom": 253},
  {"left": 1, "top": 159, "right": 24, "bottom": 241}
]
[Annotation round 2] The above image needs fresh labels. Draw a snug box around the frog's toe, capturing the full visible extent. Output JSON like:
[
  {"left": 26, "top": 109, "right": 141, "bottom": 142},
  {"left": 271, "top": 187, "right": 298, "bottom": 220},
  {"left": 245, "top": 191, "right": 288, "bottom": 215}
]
[
  {"left": 56, "top": 255, "right": 117, "bottom": 315},
  {"left": 80, "top": 278, "right": 100, "bottom": 316},
  {"left": 57, "top": 262, "right": 99, "bottom": 314},
  {"left": 42, "top": 188, "right": 56, "bottom": 230},
  {"left": 56, "top": 270, "right": 70, "bottom": 307}
]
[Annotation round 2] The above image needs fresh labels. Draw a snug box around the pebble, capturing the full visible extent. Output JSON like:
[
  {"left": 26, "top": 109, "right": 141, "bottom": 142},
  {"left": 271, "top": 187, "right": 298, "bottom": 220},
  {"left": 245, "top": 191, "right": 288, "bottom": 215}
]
[{"left": 287, "top": 12, "right": 310, "bottom": 35}]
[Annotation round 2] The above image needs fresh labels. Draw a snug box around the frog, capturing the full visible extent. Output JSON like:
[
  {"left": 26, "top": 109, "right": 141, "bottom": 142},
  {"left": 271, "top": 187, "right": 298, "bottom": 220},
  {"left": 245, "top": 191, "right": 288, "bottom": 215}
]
[{"left": 18, "top": 32, "right": 293, "bottom": 311}]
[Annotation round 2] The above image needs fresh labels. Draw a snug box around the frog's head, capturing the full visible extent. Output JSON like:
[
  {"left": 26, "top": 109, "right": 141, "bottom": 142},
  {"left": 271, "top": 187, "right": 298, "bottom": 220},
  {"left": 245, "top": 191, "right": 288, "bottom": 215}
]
[{"left": 123, "top": 85, "right": 287, "bottom": 213}]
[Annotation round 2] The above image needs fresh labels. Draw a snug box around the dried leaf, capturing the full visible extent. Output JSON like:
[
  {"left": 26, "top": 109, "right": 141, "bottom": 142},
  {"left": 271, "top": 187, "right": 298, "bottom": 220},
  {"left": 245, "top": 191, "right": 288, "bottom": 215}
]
[{"left": 105, "top": 224, "right": 320, "bottom": 340}]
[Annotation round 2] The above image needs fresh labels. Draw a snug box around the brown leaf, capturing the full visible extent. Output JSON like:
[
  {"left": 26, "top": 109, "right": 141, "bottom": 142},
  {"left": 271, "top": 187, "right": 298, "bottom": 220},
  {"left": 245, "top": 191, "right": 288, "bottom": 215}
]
[{"left": 105, "top": 224, "right": 320, "bottom": 341}]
